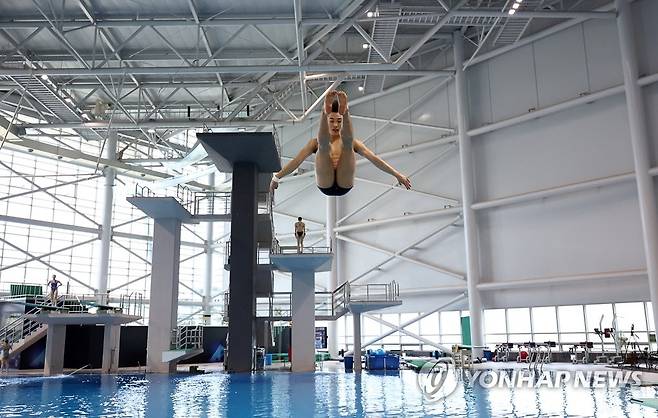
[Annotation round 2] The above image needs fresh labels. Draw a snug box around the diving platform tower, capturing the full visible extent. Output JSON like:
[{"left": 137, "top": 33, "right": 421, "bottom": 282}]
[{"left": 197, "top": 132, "right": 281, "bottom": 372}]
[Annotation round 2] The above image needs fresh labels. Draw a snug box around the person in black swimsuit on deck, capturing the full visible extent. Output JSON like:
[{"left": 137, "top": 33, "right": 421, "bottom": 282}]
[
  {"left": 270, "top": 90, "right": 412, "bottom": 196},
  {"left": 294, "top": 217, "right": 306, "bottom": 253}
]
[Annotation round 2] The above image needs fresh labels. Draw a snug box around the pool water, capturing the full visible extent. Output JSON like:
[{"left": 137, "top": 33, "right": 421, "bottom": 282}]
[{"left": 0, "top": 370, "right": 657, "bottom": 417}]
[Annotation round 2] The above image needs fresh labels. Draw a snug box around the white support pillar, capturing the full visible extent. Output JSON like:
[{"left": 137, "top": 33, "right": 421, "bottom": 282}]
[
  {"left": 102, "top": 324, "right": 121, "bottom": 373},
  {"left": 326, "top": 196, "right": 338, "bottom": 358},
  {"left": 203, "top": 173, "right": 215, "bottom": 324},
  {"left": 291, "top": 270, "right": 316, "bottom": 372},
  {"left": 353, "top": 312, "right": 362, "bottom": 372},
  {"left": 44, "top": 324, "right": 66, "bottom": 376},
  {"left": 96, "top": 130, "right": 117, "bottom": 303},
  {"left": 616, "top": 0, "right": 658, "bottom": 333},
  {"left": 146, "top": 218, "right": 182, "bottom": 373},
  {"left": 453, "top": 31, "right": 484, "bottom": 357}
]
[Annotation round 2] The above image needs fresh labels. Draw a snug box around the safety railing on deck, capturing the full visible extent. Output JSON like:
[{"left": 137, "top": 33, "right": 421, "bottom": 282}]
[
  {"left": 0, "top": 307, "right": 45, "bottom": 346},
  {"left": 171, "top": 325, "right": 204, "bottom": 350},
  {"left": 348, "top": 281, "right": 400, "bottom": 303},
  {"left": 135, "top": 184, "right": 274, "bottom": 219},
  {"left": 119, "top": 292, "right": 144, "bottom": 317},
  {"left": 133, "top": 184, "right": 198, "bottom": 212},
  {"left": 224, "top": 241, "right": 272, "bottom": 266},
  {"left": 248, "top": 281, "right": 400, "bottom": 321},
  {"left": 270, "top": 243, "right": 332, "bottom": 255},
  {"left": 193, "top": 191, "right": 231, "bottom": 216}
]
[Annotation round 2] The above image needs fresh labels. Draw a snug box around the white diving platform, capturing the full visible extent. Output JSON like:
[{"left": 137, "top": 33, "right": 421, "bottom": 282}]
[
  {"left": 269, "top": 246, "right": 333, "bottom": 372},
  {"left": 28, "top": 312, "right": 140, "bottom": 376}
]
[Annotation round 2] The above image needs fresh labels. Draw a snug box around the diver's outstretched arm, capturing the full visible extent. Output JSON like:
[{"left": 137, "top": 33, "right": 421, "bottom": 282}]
[
  {"left": 270, "top": 139, "right": 318, "bottom": 191},
  {"left": 354, "top": 140, "right": 412, "bottom": 189}
]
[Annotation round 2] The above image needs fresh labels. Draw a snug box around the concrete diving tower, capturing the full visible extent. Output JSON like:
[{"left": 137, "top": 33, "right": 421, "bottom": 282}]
[
  {"left": 197, "top": 132, "right": 281, "bottom": 373},
  {"left": 270, "top": 246, "right": 333, "bottom": 372},
  {"left": 27, "top": 311, "right": 140, "bottom": 376},
  {"left": 343, "top": 282, "right": 402, "bottom": 372},
  {"left": 126, "top": 196, "right": 196, "bottom": 373}
]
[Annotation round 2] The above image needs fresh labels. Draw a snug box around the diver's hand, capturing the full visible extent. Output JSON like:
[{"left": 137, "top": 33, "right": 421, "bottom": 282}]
[{"left": 396, "top": 174, "right": 412, "bottom": 190}]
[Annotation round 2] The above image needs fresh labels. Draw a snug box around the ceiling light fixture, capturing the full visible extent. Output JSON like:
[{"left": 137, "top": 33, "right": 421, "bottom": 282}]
[
  {"left": 358, "top": 86, "right": 364, "bottom": 92},
  {"left": 508, "top": 9, "right": 516, "bottom": 15},
  {"left": 362, "top": 43, "right": 370, "bottom": 49}
]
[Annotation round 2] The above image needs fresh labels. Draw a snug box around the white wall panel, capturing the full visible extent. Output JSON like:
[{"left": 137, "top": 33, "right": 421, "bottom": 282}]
[
  {"left": 482, "top": 275, "right": 649, "bottom": 309},
  {"left": 489, "top": 44, "right": 538, "bottom": 121},
  {"left": 478, "top": 182, "right": 645, "bottom": 282},
  {"left": 582, "top": 20, "right": 623, "bottom": 91},
  {"left": 534, "top": 26, "right": 589, "bottom": 108},
  {"left": 472, "top": 94, "right": 633, "bottom": 202}
]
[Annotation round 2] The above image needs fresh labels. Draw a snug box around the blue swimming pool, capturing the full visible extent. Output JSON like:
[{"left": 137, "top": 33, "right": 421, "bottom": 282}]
[{"left": 0, "top": 370, "right": 656, "bottom": 417}]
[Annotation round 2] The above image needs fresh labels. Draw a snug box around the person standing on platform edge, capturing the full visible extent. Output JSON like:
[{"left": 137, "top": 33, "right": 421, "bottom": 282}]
[
  {"left": 295, "top": 217, "right": 306, "bottom": 253},
  {"left": 47, "top": 274, "right": 62, "bottom": 305},
  {"left": 0, "top": 339, "right": 10, "bottom": 373}
]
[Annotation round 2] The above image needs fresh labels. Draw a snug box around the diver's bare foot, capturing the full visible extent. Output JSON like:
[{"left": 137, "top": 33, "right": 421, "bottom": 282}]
[
  {"left": 324, "top": 90, "right": 337, "bottom": 114},
  {"left": 337, "top": 91, "right": 348, "bottom": 114}
]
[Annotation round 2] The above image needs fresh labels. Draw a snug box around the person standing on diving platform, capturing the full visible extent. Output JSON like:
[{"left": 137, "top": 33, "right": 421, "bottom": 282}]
[{"left": 270, "top": 90, "right": 412, "bottom": 196}]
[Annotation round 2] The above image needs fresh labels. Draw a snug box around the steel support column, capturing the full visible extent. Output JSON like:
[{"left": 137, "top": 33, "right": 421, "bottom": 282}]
[
  {"left": 615, "top": 0, "right": 658, "bottom": 335},
  {"left": 203, "top": 172, "right": 215, "bottom": 323},
  {"left": 95, "top": 130, "right": 116, "bottom": 301},
  {"left": 453, "top": 31, "right": 484, "bottom": 358},
  {"left": 326, "top": 196, "right": 338, "bottom": 358}
]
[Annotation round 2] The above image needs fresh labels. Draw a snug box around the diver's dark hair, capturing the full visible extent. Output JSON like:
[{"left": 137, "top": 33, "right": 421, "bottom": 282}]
[
  {"left": 331, "top": 100, "right": 339, "bottom": 113},
  {"left": 298, "top": 217, "right": 302, "bottom": 221}
]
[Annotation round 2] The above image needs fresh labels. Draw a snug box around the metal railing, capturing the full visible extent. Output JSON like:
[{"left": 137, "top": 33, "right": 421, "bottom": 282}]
[
  {"left": 271, "top": 243, "right": 332, "bottom": 255},
  {"left": 135, "top": 183, "right": 274, "bottom": 219},
  {"left": 224, "top": 241, "right": 272, "bottom": 266},
  {"left": 133, "top": 183, "right": 195, "bottom": 211},
  {"left": 171, "top": 325, "right": 203, "bottom": 350},
  {"left": 246, "top": 281, "right": 400, "bottom": 321},
  {"left": 348, "top": 281, "right": 400, "bottom": 303},
  {"left": 333, "top": 282, "right": 349, "bottom": 317},
  {"left": 0, "top": 307, "right": 45, "bottom": 347},
  {"left": 193, "top": 191, "right": 231, "bottom": 216},
  {"left": 119, "top": 292, "right": 144, "bottom": 317}
]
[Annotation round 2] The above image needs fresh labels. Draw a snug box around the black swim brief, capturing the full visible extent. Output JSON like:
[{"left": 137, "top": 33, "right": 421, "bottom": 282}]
[{"left": 318, "top": 177, "right": 352, "bottom": 196}]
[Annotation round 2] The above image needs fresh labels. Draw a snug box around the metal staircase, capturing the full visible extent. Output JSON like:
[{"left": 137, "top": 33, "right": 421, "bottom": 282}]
[
  {"left": 493, "top": 0, "right": 544, "bottom": 45},
  {"left": 0, "top": 304, "right": 52, "bottom": 357},
  {"left": 255, "top": 83, "right": 297, "bottom": 121},
  {"left": 3, "top": 67, "right": 100, "bottom": 142},
  {"left": 162, "top": 325, "right": 204, "bottom": 363},
  {"left": 363, "top": 5, "right": 401, "bottom": 94},
  {"left": 8, "top": 75, "right": 81, "bottom": 122},
  {"left": 398, "top": 9, "right": 499, "bottom": 27}
]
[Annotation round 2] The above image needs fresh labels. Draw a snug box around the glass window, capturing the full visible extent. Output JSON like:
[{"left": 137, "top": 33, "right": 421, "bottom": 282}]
[
  {"left": 484, "top": 309, "right": 506, "bottom": 334},
  {"left": 558, "top": 305, "right": 585, "bottom": 333},
  {"left": 615, "top": 302, "right": 646, "bottom": 332},
  {"left": 507, "top": 308, "right": 531, "bottom": 334},
  {"left": 363, "top": 316, "right": 381, "bottom": 337},
  {"left": 401, "top": 313, "right": 419, "bottom": 334},
  {"left": 532, "top": 306, "right": 557, "bottom": 333},
  {"left": 419, "top": 313, "right": 439, "bottom": 336},
  {"left": 585, "top": 304, "right": 614, "bottom": 333},
  {"left": 440, "top": 311, "right": 461, "bottom": 335}
]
